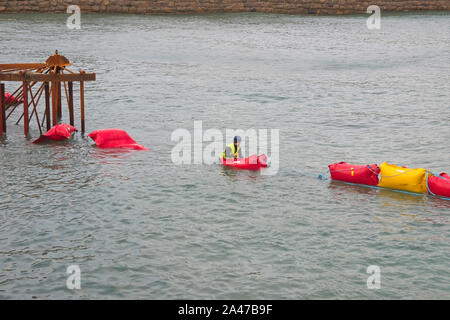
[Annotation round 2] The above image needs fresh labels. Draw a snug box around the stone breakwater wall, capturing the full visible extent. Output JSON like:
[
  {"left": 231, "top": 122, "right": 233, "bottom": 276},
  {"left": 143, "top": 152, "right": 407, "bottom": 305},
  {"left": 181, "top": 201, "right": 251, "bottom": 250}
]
[{"left": 0, "top": 0, "right": 448, "bottom": 15}]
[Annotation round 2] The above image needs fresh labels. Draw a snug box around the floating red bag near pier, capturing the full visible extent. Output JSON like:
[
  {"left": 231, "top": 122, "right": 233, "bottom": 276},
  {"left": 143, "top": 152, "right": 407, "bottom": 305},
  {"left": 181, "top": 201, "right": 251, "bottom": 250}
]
[
  {"left": 33, "top": 123, "right": 77, "bottom": 144},
  {"left": 4, "top": 92, "right": 23, "bottom": 104},
  {"left": 88, "top": 129, "right": 148, "bottom": 151},
  {"left": 427, "top": 173, "right": 450, "bottom": 198},
  {"left": 328, "top": 162, "right": 380, "bottom": 186}
]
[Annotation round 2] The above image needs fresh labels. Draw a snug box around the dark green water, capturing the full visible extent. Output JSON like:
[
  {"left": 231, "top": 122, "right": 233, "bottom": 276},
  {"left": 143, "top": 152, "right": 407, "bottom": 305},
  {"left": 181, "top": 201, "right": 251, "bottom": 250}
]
[{"left": 0, "top": 12, "right": 449, "bottom": 299}]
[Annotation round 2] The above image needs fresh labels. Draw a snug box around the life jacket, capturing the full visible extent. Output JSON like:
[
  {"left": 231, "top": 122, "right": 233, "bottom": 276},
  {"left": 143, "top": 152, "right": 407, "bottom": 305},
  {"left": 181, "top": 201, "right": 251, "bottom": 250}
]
[{"left": 221, "top": 143, "right": 241, "bottom": 160}]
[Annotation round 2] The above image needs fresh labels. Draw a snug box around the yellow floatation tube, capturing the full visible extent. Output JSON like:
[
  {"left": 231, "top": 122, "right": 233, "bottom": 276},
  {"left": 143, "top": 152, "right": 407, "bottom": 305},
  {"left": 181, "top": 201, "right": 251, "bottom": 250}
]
[{"left": 377, "top": 162, "right": 430, "bottom": 194}]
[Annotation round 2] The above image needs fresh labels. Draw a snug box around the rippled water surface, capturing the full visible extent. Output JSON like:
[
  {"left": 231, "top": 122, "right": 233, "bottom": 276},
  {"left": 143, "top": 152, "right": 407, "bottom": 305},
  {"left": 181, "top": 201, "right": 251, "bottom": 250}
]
[{"left": 0, "top": 12, "right": 449, "bottom": 299}]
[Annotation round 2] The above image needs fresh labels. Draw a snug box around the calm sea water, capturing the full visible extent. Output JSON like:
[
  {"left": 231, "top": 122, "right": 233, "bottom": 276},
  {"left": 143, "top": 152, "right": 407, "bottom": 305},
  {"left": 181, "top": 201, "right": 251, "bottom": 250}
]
[{"left": 0, "top": 12, "right": 449, "bottom": 299}]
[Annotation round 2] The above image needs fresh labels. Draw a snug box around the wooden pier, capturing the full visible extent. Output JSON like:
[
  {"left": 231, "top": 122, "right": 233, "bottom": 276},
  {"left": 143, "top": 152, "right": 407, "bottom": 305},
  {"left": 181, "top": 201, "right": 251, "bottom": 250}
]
[{"left": 0, "top": 51, "right": 96, "bottom": 137}]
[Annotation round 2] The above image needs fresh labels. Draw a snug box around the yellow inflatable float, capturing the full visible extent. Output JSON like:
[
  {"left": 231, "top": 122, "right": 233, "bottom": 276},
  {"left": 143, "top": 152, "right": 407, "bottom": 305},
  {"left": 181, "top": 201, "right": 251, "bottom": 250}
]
[{"left": 377, "top": 162, "right": 429, "bottom": 194}]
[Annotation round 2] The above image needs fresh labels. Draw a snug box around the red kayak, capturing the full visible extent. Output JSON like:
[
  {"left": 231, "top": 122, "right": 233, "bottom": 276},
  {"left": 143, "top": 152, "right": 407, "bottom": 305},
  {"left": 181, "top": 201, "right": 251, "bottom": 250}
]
[{"left": 221, "top": 154, "right": 267, "bottom": 170}]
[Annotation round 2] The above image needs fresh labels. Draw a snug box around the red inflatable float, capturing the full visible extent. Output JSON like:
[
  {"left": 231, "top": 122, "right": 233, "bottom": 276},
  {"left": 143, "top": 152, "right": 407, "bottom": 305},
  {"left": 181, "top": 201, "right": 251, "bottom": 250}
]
[
  {"left": 88, "top": 129, "right": 148, "bottom": 151},
  {"left": 4, "top": 92, "right": 22, "bottom": 104},
  {"left": 221, "top": 154, "right": 267, "bottom": 170},
  {"left": 329, "top": 162, "right": 380, "bottom": 186},
  {"left": 33, "top": 123, "right": 78, "bottom": 144},
  {"left": 427, "top": 173, "right": 450, "bottom": 198}
]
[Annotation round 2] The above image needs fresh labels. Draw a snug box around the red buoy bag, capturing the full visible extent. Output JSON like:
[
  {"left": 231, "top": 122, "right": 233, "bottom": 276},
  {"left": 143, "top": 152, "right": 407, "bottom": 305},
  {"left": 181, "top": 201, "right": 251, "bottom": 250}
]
[
  {"left": 427, "top": 173, "right": 450, "bottom": 197},
  {"left": 4, "top": 92, "right": 23, "bottom": 104},
  {"left": 33, "top": 123, "right": 77, "bottom": 144},
  {"left": 328, "top": 162, "right": 380, "bottom": 186},
  {"left": 88, "top": 129, "right": 148, "bottom": 151}
]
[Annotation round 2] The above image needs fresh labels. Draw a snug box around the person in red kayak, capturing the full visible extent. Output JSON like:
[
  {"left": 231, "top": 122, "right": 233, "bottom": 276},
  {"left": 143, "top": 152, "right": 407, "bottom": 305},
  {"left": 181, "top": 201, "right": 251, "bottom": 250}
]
[{"left": 221, "top": 136, "right": 243, "bottom": 160}]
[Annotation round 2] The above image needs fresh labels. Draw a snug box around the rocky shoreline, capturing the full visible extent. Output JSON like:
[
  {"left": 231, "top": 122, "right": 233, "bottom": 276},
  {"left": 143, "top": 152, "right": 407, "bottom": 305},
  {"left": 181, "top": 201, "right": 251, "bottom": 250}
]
[{"left": 0, "top": 0, "right": 448, "bottom": 15}]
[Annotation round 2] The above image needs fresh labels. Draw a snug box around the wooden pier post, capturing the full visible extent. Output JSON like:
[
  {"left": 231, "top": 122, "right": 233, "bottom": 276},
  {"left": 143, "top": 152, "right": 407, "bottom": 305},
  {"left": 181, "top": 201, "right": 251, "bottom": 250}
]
[
  {"left": 51, "top": 80, "right": 57, "bottom": 126},
  {"left": 23, "top": 81, "right": 29, "bottom": 137},
  {"left": 68, "top": 81, "right": 74, "bottom": 126},
  {"left": 57, "top": 81, "right": 62, "bottom": 122},
  {"left": 0, "top": 83, "right": 5, "bottom": 135},
  {"left": 80, "top": 80, "right": 85, "bottom": 133},
  {"left": 44, "top": 82, "right": 50, "bottom": 131}
]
